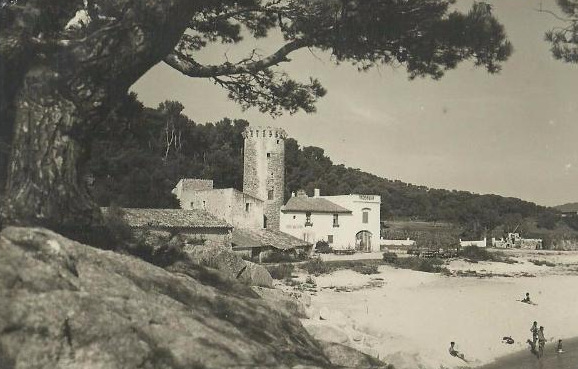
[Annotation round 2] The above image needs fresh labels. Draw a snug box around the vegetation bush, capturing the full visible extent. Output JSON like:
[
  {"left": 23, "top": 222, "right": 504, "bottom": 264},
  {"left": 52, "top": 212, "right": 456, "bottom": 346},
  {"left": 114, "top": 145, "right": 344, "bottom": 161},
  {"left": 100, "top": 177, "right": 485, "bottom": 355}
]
[
  {"left": 458, "top": 246, "right": 517, "bottom": 264},
  {"left": 266, "top": 264, "right": 295, "bottom": 280},
  {"left": 262, "top": 250, "right": 297, "bottom": 263},
  {"left": 529, "top": 259, "right": 556, "bottom": 267},
  {"left": 315, "top": 240, "right": 333, "bottom": 254},
  {"left": 301, "top": 258, "right": 334, "bottom": 276},
  {"left": 392, "top": 257, "right": 448, "bottom": 274},
  {"left": 351, "top": 264, "right": 379, "bottom": 275}
]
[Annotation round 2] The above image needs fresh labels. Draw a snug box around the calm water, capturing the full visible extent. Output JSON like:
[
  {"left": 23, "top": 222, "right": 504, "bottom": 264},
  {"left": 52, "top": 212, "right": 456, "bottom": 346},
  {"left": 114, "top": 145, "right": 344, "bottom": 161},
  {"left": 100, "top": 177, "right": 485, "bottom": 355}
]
[{"left": 478, "top": 337, "right": 578, "bottom": 369}]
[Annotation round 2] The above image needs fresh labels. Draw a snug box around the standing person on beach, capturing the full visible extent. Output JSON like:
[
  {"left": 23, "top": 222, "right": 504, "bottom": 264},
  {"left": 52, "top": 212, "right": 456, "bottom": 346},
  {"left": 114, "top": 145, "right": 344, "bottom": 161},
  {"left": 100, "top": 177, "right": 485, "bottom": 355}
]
[
  {"left": 449, "top": 342, "right": 469, "bottom": 363},
  {"left": 537, "top": 326, "right": 546, "bottom": 358},
  {"left": 531, "top": 321, "right": 539, "bottom": 346}
]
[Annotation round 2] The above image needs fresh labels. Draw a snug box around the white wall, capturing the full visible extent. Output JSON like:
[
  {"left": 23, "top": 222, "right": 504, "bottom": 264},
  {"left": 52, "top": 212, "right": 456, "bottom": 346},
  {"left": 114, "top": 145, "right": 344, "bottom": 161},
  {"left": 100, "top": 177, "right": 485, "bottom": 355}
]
[
  {"left": 280, "top": 211, "right": 354, "bottom": 248},
  {"left": 380, "top": 238, "right": 416, "bottom": 247},
  {"left": 321, "top": 194, "right": 381, "bottom": 252},
  {"left": 459, "top": 238, "right": 487, "bottom": 248},
  {"left": 280, "top": 193, "right": 381, "bottom": 252}
]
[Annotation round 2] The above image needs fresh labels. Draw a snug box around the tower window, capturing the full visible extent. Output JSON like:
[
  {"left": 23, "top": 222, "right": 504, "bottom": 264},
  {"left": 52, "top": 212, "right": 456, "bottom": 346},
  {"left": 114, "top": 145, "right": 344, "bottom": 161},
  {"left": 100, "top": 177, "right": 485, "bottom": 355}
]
[
  {"left": 333, "top": 214, "right": 339, "bottom": 227},
  {"left": 268, "top": 189, "right": 274, "bottom": 200},
  {"left": 328, "top": 235, "right": 334, "bottom": 244},
  {"left": 277, "top": 140, "right": 280, "bottom": 144},
  {"left": 267, "top": 152, "right": 271, "bottom": 158},
  {"left": 263, "top": 215, "right": 268, "bottom": 228},
  {"left": 362, "top": 210, "right": 369, "bottom": 223},
  {"left": 245, "top": 203, "right": 250, "bottom": 212}
]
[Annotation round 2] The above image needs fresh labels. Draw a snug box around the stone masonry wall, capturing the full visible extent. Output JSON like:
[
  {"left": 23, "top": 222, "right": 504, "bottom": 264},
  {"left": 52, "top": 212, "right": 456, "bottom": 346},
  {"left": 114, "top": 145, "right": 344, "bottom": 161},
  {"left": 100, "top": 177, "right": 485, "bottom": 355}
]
[{"left": 243, "top": 126, "right": 286, "bottom": 230}]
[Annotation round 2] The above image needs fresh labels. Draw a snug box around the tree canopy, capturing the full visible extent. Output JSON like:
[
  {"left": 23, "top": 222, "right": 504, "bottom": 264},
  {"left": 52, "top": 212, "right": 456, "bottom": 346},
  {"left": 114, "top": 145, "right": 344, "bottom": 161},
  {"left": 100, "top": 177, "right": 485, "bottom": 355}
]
[
  {"left": 545, "top": 0, "right": 578, "bottom": 63},
  {"left": 0, "top": 0, "right": 512, "bottom": 228}
]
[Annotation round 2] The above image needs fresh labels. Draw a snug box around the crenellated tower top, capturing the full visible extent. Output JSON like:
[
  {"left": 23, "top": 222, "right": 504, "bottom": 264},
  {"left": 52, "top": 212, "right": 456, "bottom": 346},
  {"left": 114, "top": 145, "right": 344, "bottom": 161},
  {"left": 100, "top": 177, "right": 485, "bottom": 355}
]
[{"left": 242, "top": 126, "right": 287, "bottom": 140}]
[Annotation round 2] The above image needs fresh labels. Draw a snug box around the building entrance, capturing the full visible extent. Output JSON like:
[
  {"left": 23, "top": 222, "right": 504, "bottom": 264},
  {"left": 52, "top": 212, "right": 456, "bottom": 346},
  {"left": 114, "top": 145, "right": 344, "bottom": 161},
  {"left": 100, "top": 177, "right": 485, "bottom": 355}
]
[{"left": 355, "top": 231, "right": 372, "bottom": 252}]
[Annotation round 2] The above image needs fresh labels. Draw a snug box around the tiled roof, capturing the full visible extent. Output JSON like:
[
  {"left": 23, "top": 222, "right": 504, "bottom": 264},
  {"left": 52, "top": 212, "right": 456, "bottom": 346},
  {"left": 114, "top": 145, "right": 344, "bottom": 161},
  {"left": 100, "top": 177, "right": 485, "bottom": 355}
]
[
  {"left": 281, "top": 197, "right": 351, "bottom": 214},
  {"left": 232, "top": 228, "right": 311, "bottom": 250},
  {"left": 101, "top": 208, "right": 232, "bottom": 229}
]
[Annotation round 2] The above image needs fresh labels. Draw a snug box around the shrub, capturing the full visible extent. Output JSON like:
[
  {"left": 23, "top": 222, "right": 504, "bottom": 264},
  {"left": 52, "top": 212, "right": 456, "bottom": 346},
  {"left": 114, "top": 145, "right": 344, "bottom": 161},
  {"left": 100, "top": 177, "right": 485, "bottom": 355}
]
[
  {"left": 392, "top": 257, "right": 447, "bottom": 273},
  {"left": 315, "top": 240, "right": 333, "bottom": 254},
  {"left": 262, "top": 250, "right": 296, "bottom": 263},
  {"left": 383, "top": 252, "right": 398, "bottom": 263},
  {"left": 266, "top": 264, "right": 295, "bottom": 280},
  {"left": 529, "top": 259, "right": 556, "bottom": 267},
  {"left": 301, "top": 258, "right": 333, "bottom": 276},
  {"left": 459, "top": 246, "right": 517, "bottom": 264},
  {"left": 352, "top": 264, "right": 379, "bottom": 275}
]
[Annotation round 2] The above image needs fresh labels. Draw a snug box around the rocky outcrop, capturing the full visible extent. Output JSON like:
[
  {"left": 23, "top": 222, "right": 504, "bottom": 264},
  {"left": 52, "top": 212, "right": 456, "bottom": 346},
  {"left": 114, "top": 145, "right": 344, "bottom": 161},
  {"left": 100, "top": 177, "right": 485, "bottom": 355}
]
[
  {"left": 0, "top": 227, "right": 327, "bottom": 369},
  {"left": 184, "top": 244, "right": 273, "bottom": 288}
]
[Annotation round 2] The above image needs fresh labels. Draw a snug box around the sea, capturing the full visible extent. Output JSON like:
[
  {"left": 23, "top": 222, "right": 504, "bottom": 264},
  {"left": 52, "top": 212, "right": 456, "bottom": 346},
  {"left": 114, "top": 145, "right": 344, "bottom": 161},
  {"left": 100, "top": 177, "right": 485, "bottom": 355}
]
[{"left": 477, "top": 337, "right": 578, "bottom": 369}]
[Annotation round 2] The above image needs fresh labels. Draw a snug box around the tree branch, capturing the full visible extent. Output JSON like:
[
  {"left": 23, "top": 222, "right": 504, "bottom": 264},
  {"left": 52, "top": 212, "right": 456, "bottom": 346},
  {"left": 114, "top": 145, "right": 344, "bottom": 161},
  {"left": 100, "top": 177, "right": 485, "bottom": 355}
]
[{"left": 164, "top": 38, "right": 309, "bottom": 78}]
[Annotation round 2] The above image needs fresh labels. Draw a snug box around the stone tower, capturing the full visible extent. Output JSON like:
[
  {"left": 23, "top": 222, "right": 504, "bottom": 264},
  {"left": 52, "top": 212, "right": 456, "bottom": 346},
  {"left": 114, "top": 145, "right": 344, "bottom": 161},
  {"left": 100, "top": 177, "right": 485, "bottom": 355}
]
[{"left": 242, "top": 126, "right": 286, "bottom": 230}]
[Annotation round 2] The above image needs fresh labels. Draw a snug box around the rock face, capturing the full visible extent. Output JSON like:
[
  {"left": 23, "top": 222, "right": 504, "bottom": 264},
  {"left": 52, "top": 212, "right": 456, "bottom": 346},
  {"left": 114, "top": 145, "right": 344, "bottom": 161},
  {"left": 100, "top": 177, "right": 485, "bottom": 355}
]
[
  {"left": 184, "top": 244, "right": 273, "bottom": 288},
  {"left": 0, "top": 227, "right": 327, "bottom": 369}
]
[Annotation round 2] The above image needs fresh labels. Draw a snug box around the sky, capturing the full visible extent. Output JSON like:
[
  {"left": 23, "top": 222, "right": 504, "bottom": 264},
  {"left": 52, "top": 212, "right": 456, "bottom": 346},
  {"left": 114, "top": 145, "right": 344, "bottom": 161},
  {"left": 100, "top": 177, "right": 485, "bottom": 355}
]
[{"left": 132, "top": 0, "right": 578, "bottom": 207}]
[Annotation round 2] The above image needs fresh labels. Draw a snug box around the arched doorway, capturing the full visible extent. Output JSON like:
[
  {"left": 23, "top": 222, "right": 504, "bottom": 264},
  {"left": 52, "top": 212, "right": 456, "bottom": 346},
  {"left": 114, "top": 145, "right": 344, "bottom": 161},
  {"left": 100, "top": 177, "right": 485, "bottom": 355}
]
[{"left": 355, "top": 231, "right": 372, "bottom": 252}]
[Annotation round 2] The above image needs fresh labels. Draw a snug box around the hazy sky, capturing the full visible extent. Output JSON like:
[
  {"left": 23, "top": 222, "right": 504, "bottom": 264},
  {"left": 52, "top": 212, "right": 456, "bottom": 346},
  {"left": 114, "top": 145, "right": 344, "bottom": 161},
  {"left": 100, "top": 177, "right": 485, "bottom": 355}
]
[{"left": 133, "top": 0, "right": 578, "bottom": 207}]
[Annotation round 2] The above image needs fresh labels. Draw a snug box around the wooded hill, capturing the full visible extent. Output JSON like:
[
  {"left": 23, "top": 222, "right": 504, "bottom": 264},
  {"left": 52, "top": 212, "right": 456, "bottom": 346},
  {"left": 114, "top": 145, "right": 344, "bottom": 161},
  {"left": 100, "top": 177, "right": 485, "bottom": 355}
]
[{"left": 88, "top": 95, "right": 559, "bottom": 238}]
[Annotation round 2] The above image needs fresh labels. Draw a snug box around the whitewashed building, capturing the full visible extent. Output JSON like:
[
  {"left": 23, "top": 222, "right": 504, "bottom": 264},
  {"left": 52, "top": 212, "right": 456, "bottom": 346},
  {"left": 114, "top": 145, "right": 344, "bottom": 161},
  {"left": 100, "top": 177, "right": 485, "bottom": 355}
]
[{"left": 280, "top": 189, "right": 381, "bottom": 252}]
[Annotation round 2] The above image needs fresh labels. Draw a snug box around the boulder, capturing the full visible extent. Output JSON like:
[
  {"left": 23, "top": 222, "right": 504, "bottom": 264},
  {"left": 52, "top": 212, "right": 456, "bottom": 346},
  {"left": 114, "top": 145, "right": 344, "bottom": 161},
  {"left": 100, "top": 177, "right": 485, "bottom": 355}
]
[
  {"left": 184, "top": 244, "right": 273, "bottom": 288},
  {"left": 253, "top": 287, "right": 309, "bottom": 318},
  {"left": 303, "top": 323, "right": 349, "bottom": 344},
  {"left": 318, "top": 341, "right": 390, "bottom": 369},
  {"left": 238, "top": 261, "right": 273, "bottom": 288},
  {"left": 184, "top": 243, "right": 246, "bottom": 277},
  {"left": 0, "top": 227, "right": 330, "bottom": 369}
]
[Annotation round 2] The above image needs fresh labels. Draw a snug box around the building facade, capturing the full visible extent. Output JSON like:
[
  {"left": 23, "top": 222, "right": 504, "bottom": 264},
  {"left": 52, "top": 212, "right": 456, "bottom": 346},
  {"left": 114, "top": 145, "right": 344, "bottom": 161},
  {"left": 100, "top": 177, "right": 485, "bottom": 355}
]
[
  {"left": 242, "top": 126, "right": 286, "bottom": 230},
  {"left": 280, "top": 189, "right": 381, "bottom": 252},
  {"left": 173, "top": 185, "right": 264, "bottom": 229}
]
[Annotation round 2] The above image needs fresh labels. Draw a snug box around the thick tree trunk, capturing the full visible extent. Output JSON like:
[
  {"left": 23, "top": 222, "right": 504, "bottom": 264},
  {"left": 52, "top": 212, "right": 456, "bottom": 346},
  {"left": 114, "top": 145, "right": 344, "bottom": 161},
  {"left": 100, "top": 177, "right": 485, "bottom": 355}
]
[
  {"left": 1, "top": 0, "right": 198, "bottom": 229},
  {"left": 2, "top": 66, "right": 100, "bottom": 228}
]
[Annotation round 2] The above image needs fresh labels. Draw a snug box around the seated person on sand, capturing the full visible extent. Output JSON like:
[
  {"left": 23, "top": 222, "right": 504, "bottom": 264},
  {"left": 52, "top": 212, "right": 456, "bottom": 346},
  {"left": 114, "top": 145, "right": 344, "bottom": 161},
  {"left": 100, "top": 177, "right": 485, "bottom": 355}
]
[
  {"left": 449, "top": 342, "right": 469, "bottom": 362},
  {"left": 502, "top": 336, "right": 514, "bottom": 344},
  {"left": 521, "top": 292, "right": 531, "bottom": 303}
]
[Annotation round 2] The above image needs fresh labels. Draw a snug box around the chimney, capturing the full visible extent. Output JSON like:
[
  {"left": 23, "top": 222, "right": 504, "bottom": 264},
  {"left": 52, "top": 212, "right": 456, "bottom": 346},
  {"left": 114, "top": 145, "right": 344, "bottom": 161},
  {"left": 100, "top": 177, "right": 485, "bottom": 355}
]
[{"left": 314, "top": 188, "right": 320, "bottom": 197}]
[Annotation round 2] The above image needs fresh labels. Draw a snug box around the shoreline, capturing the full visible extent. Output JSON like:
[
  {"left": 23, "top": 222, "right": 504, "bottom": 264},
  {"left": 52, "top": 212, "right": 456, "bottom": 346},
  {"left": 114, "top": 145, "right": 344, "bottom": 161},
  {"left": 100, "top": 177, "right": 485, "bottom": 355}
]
[
  {"left": 292, "top": 252, "right": 578, "bottom": 369},
  {"left": 476, "top": 336, "right": 578, "bottom": 369}
]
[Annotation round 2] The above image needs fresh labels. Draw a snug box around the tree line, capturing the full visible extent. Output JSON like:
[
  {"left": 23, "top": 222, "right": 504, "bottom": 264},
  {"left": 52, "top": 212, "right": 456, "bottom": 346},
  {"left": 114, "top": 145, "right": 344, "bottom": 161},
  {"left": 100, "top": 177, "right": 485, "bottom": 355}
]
[{"left": 87, "top": 96, "right": 559, "bottom": 238}]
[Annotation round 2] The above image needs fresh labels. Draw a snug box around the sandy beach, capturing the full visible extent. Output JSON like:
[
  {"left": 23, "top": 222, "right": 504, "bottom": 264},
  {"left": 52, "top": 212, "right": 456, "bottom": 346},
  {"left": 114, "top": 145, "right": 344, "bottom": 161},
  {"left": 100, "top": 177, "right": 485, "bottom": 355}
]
[{"left": 289, "top": 250, "right": 578, "bottom": 369}]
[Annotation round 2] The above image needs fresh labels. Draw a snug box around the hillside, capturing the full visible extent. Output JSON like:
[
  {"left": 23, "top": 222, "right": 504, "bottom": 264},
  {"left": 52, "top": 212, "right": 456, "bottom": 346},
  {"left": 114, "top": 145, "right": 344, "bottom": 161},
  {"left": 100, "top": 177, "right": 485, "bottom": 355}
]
[
  {"left": 87, "top": 96, "right": 557, "bottom": 238},
  {"left": 555, "top": 202, "right": 578, "bottom": 213}
]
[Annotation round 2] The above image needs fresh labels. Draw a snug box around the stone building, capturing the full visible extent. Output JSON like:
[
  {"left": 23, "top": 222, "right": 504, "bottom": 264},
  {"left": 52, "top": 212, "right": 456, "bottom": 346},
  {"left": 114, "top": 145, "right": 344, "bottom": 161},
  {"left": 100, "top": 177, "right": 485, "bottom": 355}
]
[
  {"left": 173, "top": 186, "right": 264, "bottom": 229},
  {"left": 280, "top": 189, "right": 381, "bottom": 252},
  {"left": 172, "top": 125, "right": 310, "bottom": 257},
  {"left": 242, "top": 126, "right": 286, "bottom": 230},
  {"left": 103, "top": 207, "right": 233, "bottom": 248}
]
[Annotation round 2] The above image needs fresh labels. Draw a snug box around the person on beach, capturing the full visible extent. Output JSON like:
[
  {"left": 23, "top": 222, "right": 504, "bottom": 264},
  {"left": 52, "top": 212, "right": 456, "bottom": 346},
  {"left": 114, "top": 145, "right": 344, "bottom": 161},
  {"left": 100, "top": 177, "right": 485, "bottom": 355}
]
[
  {"left": 537, "top": 326, "right": 546, "bottom": 358},
  {"left": 557, "top": 339, "right": 564, "bottom": 353},
  {"left": 449, "top": 342, "right": 469, "bottom": 363},
  {"left": 531, "top": 321, "right": 539, "bottom": 346},
  {"left": 522, "top": 292, "right": 531, "bottom": 303},
  {"left": 502, "top": 336, "right": 514, "bottom": 344}
]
